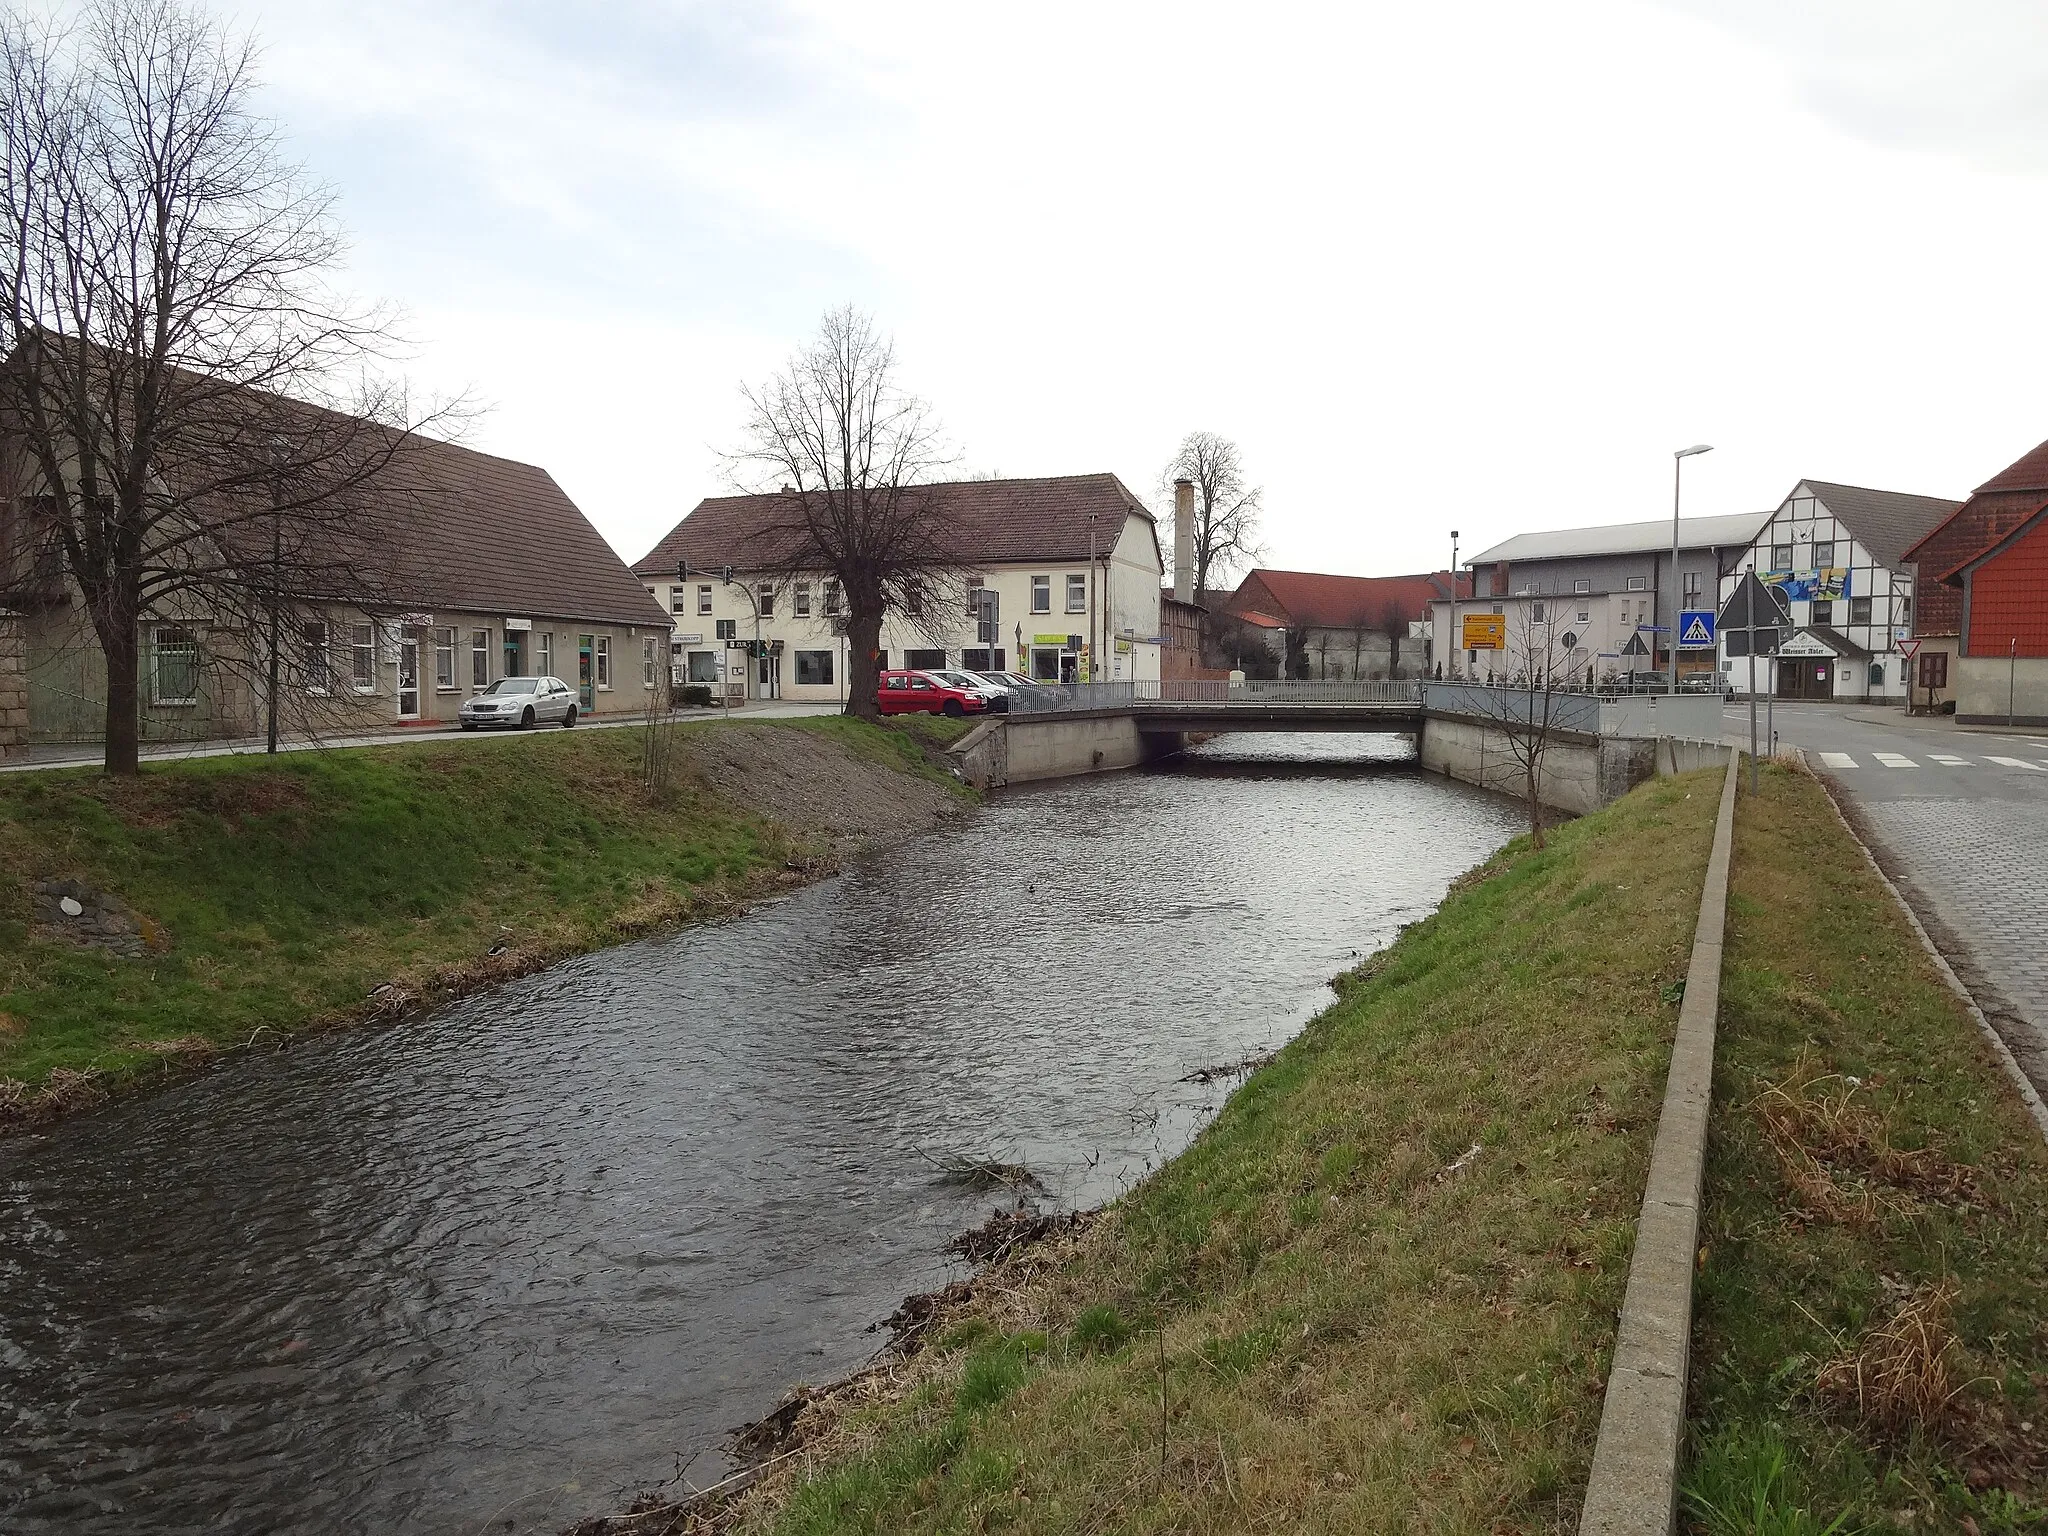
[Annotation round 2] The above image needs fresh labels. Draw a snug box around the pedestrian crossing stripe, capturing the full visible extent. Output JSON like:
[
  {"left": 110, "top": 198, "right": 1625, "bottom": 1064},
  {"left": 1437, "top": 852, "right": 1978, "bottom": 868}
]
[
  {"left": 1874, "top": 752, "right": 1918, "bottom": 767},
  {"left": 1988, "top": 756, "right": 2046, "bottom": 771},
  {"left": 1819, "top": 752, "right": 1857, "bottom": 768},
  {"left": 1930, "top": 755, "right": 1969, "bottom": 766}
]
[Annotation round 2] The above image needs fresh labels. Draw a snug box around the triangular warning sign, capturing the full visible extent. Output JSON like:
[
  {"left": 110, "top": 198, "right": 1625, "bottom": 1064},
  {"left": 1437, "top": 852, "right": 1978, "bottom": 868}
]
[{"left": 1682, "top": 616, "right": 1712, "bottom": 646}]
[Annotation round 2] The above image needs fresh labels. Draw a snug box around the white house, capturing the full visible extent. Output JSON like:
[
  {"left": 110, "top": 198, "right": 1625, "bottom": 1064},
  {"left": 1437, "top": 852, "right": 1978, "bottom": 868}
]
[
  {"left": 630, "top": 474, "right": 1165, "bottom": 703},
  {"left": 1715, "top": 480, "right": 1960, "bottom": 702}
]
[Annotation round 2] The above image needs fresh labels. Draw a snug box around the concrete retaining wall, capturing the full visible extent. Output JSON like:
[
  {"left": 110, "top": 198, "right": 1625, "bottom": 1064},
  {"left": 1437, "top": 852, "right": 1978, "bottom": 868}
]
[
  {"left": 959, "top": 713, "right": 1183, "bottom": 786},
  {"left": 1417, "top": 714, "right": 1666, "bottom": 816}
]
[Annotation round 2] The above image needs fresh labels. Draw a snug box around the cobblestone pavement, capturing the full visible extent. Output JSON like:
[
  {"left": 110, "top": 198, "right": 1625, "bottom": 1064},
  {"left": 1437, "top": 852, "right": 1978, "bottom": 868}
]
[{"left": 1724, "top": 701, "right": 2048, "bottom": 1101}]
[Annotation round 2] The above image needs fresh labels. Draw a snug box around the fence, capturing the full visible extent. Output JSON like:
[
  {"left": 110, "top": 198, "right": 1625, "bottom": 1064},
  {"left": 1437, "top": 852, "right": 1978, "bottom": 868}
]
[
  {"left": 1007, "top": 678, "right": 1424, "bottom": 715},
  {"left": 1423, "top": 682, "right": 1724, "bottom": 742}
]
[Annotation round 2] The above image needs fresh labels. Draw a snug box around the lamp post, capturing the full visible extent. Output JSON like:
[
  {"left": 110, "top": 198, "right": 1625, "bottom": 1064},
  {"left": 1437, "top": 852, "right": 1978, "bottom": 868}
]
[
  {"left": 1670, "top": 445, "right": 1713, "bottom": 694},
  {"left": 1449, "top": 529, "right": 1460, "bottom": 680}
]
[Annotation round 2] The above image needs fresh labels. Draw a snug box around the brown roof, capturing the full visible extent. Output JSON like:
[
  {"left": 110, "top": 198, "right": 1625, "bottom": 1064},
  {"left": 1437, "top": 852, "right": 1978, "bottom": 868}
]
[
  {"left": 1226, "top": 568, "right": 1458, "bottom": 631},
  {"left": 1800, "top": 480, "right": 1963, "bottom": 571},
  {"left": 632, "top": 473, "right": 1158, "bottom": 576},
  {"left": 1971, "top": 437, "right": 2048, "bottom": 495}
]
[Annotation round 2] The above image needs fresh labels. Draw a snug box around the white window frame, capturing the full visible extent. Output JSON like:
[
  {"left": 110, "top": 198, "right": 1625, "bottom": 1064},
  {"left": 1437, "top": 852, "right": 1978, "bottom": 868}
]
[
  {"left": 1030, "top": 574, "right": 1051, "bottom": 614},
  {"left": 433, "top": 627, "right": 456, "bottom": 689},
  {"left": 793, "top": 581, "right": 811, "bottom": 617},
  {"left": 303, "top": 621, "right": 330, "bottom": 694},
  {"left": 697, "top": 584, "right": 713, "bottom": 616},
  {"left": 471, "top": 629, "right": 490, "bottom": 689},
  {"left": 152, "top": 625, "right": 199, "bottom": 706},
  {"left": 1065, "top": 573, "right": 1086, "bottom": 614},
  {"left": 596, "top": 635, "right": 611, "bottom": 688},
  {"left": 823, "top": 580, "right": 842, "bottom": 616},
  {"left": 351, "top": 622, "right": 376, "bottom": 693},
  {"left": 642, "top": 636, "right": 657, "bottom": 688},
  {"left": 538, "top": 631, "right": 553, "bottom": 678}
]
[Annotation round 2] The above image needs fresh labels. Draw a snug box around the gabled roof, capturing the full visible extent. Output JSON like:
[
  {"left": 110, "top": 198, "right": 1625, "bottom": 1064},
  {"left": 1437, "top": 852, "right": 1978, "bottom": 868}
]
[
  {"left": 1956, "top": 501, "right": 2048, "bottom": 578},
  {"left": 632, "top": 474, "right": 1158, "bottom": 577},
  {"left": 1971, "top": 436, "right": 2048, "bottom": 495},
  {"left": 1796, "top": 481, "right": 1963, "bottom": 571},
  {"left": 1471, "top": 512, "right": 1771, "bottom": 565},
  {"left": 1226, "top": 568, "right": 1454, "bottom": 630}
]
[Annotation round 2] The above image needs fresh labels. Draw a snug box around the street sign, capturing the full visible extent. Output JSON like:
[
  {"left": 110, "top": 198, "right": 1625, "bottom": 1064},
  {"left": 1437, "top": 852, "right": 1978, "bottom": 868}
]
[
  {"left": 1718, "top": 573, "right": 1789, "bottom": 658},
  {"left": 1461, "top": 613, "right": 1505, "bottom": 649},
  {"left": 1678, "top": 610, "right": 1716, "bottom": 648},
  {"left": 1899, "top": 635, "right": 1922, "bottom": 660}
]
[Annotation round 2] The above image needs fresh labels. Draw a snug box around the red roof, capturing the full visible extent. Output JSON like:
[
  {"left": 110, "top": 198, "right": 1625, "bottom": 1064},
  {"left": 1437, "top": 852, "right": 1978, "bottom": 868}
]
[
  {"left": 1971, "top": 436, "right": 2048, "bottom": 495},
  {"left": 1225, "top": 568, "right": 1462, "bottom": 631}
]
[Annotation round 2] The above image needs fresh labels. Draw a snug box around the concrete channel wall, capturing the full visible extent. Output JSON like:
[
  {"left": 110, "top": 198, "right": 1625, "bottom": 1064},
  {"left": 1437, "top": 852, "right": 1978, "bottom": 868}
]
[{"left": 948, "top": 712, "right": 1181, "bottom": 787}]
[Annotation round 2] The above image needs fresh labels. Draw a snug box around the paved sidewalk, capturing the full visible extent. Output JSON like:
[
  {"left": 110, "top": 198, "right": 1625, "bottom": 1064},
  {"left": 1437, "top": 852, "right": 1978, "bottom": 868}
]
[{"left": 0, "top": 698, "right": 845, "bottom": 774}]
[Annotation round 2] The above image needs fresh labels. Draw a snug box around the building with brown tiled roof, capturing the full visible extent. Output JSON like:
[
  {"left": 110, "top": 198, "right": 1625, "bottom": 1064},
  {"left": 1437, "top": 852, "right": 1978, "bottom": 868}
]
[
  {"left": 631, "top": 474, "right": 1165, "bottom": 699},
  {"left": 1224, "top": 568, "right": 1464, "bottom": 679}
]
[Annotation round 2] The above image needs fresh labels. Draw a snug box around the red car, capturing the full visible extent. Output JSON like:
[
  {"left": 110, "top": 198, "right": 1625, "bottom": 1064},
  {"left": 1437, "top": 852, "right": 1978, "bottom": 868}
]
[{"left": 876, "top": 668, "right": 990, "bottom": 717}]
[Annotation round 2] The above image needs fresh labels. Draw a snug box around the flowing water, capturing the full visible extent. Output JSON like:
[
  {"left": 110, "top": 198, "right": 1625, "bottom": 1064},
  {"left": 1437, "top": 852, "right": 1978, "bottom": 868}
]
[{"left": 0, "top": 734, "right": 1521, "bottom": 1534}]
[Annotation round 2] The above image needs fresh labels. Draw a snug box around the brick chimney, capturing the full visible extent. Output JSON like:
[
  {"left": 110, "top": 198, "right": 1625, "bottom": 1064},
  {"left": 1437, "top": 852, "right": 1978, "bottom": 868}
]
[{"left": 1172, "top": 478, "right": 1194, "bottom": 604}]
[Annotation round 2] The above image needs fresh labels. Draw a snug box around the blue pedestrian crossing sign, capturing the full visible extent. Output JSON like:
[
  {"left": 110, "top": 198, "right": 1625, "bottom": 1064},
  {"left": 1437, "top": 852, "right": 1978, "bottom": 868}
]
[{"left": 1678, "top": 610, "right": 1717, "bottom": 648}]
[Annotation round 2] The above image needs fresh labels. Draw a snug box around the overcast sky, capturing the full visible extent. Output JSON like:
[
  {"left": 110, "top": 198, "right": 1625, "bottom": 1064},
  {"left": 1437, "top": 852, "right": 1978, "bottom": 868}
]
[{"left": 226, "top": 0, "right": 2048, "bottom": 577}]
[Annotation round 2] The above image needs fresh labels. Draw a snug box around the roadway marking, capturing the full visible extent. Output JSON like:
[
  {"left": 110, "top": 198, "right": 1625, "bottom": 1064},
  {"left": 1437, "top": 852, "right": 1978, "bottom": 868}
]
[
  {"left": 1818, "top": 752, "right": 1858, "bottom": 769},
  {"left": 1929, "top": 755, "right": 1971, "bottom": 766},
  {"left": 1874, "top": 752, "right": 1919, "bottom": 769},
  {"left": 1987, "top": 756, "right": 2047, "bottom": 771}
]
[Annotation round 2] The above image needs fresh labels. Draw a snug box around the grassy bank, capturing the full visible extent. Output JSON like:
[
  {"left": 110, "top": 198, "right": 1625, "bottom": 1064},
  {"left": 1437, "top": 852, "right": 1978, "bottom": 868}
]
[
  {"left": 0, "top": 716, "right": 969, "bottom": 1119},
  {"left": 717, "top": 770, "right": 1726, "bottom": 1535},
  {"left": 1686, "top": 763, "right": 2048, "bottom": 1532}
]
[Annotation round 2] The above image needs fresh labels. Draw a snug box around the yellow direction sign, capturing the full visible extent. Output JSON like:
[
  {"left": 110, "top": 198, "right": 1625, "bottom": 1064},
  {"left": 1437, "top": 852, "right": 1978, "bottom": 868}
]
[{"left": 1461, "top": 613, "right": 1505, "bottom": 650}]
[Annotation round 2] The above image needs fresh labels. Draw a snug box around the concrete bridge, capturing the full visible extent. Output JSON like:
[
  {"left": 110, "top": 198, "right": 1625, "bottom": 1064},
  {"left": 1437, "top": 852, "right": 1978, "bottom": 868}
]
[{"left": 948, "top": 679, "right": 1728, "bottom": 814}]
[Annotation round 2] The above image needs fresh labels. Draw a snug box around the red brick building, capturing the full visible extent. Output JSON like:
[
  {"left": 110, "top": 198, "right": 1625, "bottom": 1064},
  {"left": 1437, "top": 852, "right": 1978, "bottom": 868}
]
[{"left": 1223, "top": 568, "right": 1463, "bottom": 679}]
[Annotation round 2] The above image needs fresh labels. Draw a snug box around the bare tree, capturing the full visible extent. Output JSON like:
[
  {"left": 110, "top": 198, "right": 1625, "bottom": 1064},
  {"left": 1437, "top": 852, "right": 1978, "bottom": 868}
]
[
  {"left": 0, "top": 0, "right": 448, "bottom": 773},
  {"left": 1159, "top": 431, "right": 1264, "bottom": 600},
  {"left": 726, "top": 305, "right": 954, "bottom": 722},
  {"left": 1459, "top": 607, "right": 1590, "bottom": 848}
]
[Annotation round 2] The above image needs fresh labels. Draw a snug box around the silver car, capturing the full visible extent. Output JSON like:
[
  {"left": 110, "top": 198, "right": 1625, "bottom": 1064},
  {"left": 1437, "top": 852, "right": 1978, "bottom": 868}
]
[{"left": 458, "top": 675, "right": 579, "bottom": 730}]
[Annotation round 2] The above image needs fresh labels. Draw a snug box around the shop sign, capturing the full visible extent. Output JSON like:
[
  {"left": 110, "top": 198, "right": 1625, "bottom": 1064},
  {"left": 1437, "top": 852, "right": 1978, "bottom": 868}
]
[
  {"left": 1460, "top": 613, "right": 1505, "bottom": 649},
  {"left": 1032, "top": 633, "right": 1070, "bottom": 646},
  {"left": 504, "top": 617, "right": 533, "bottom": 632},
  {"left": 676, "top": 633, "right": 703, "bottom": 643},
  {"left": 1777, "top": 630, "right": 1836, "bottom": 657}
]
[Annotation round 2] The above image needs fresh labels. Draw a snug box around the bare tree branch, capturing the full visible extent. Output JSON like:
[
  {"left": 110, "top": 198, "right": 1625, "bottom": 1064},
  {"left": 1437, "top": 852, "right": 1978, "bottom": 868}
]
[{"left": 1159, "top": 430, "right": 1265, "bottom": 600}]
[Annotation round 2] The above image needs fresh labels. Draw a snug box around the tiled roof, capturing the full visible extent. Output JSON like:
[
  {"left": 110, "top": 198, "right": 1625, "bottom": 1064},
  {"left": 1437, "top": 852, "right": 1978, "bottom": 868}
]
[
  {"left": 1226, "top": 569, "right": 1453, "bottom": 631},
  {"left": 1799, "top": 480, "right": 1963, "bottom": 572},
  {"left": 632, "top": 473, "right": 1158, "bottom": 577},
  {"left": 1471, "top": 512, "right": 1771, "bottom": 565},
  {"left": 1972, "top": 436, "right": 2048, "bottom": 495}
]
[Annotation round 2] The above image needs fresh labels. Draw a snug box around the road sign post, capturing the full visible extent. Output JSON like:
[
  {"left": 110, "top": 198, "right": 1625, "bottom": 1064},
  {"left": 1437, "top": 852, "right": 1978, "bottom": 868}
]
[{"left": 1718, "top": 573, "right": 1790, "bottom": 796}]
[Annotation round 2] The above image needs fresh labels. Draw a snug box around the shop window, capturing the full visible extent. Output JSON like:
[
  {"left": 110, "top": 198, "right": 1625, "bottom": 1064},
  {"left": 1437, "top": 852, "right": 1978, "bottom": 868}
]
[
  {"left": 596, "top": 636, "right": 611, "bottom": 687},
  {"left": 471, "top": 629, "right": 490, "bottom": 688},
  {"left": 351, "top": 623, "right": 376, "bottom": 692},
  {"left": 153, "top": 626, "right": 198, "bottom": 705},
  {"left": 1850, "top": 596, "right": 1872, "bottom": 624},
  {"left": 793, "top": 582, "right": 811, "bottom": 617},
  {"left": 1031, "top": 648, "right": 1059, "bottom": 681},
  {"left": 303, "top": 621, "right": 329, "bottom": 693},
  {"left": 433, "top": 627, "right": 456, "bottom": 687},
  {"left": 795, "top": 649, "right": 834, "bottom": 685},
  {"left": 688, "top": 651, "right": 718, "bottom": 683},
  {"left": 1030, "top": 575, "right": 1051, "bottom": 613},
  {"left": 1065, "top": 574, "right": 1086, "bottom": 613}
]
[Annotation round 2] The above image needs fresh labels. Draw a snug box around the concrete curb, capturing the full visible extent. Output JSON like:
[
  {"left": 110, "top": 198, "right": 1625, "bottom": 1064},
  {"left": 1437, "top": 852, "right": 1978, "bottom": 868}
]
[
  {"left": 1798, "top": 750, "right": 2048, "bottom": 1145},
  {"left": 1579, "top": 747, "right": 1739, "bottom": 1536}
]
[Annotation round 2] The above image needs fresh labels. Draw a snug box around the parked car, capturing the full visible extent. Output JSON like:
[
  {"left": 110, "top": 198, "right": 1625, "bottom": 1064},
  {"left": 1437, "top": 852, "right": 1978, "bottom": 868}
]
[
  {"left": 459, "top": 675, "right": 579, "bottom": 730},
  {"left": 876, "top": 669, "right": 990, "bottom": 718},
  {"left": 976, "top": 669, "right": 1054, "bottom": 704},
  {"left": 929, "top": 669, "right": 1009, "bottom": 712}
]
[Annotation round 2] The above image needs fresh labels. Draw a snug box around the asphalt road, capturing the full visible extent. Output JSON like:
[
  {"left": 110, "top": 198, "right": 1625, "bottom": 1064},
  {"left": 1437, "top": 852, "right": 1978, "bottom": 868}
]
[{"left": 1723, "top": 699, "right": 2048, "bottom": 1108}]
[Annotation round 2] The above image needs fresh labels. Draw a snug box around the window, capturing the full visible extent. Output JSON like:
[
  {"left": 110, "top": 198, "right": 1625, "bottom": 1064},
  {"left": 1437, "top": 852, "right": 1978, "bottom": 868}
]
[
  {"left": 715, "top": 618, "right": 737, "bottom": 641},
  {"left": 1813, "top": 541, "right": 1835, "bottom": 570},
  {"left": 1030, "top": 574, "right": 1051, "bottom": 613},
  {"left": 1683, "top": 570, "right": 1701, "bottom": 597},
  {"left": 352, "top": 623, "right": 376, "bottom": 692},
  {"left": 596, "top": 636, "right": 611, "bottom": 687},
  {"left": 152, "top": 625, "right": 198, "bottom": 704},
  {"left": 1577, "top": 608, "right": 1590, "bottom": 623},
  {"left": 697, "top": 585, "right": 713, "bottom": 616},
  {"left": 303, "top": 622, "right": 329, "bottom": 692},
  {"left": 756, "top": 583, "right": 775, "bottom": 618},
  {"left": 962, "top": 647, "right": 991, "bottom": 671},
  {"left": 1531, "top": 600, "right": 1546, "bottom": 622},
  {"left": 794, "top": 581, "right": 811, "bottom": 617},
  {"left": 874, "top": 649, "right": 890, "bottom": 670},
  {"left": 670, "top": 587, "right": 690, "bottom": 615},
  {"left": 1918, "top": 651, "right": 1947, "bottom": 689},
  {"left": 538, "top": 632, "right": 553, "bottom": 677},
  {"left": 1813, "top": 600, "right": 1834, "bottom": 625},
  {"left": 1573, "top": 578, "right": 1591, "bottom": 594},
  {"left": 1850, "top": 596, "right": 1872, "bottom": 624},
  {"left": 964, "top": 577, "right": 984, "bottom": 616},
  {"left": 1770, "top": 544, "right": 1793, "bottom": 571},
  {"left": 1065, "top": 574, "right": 1087, "bottom": 613},
  {"left": 795, "top": 649, "right": 834, "bottom": 685},
  {"left": 1899, "top": 595, "right": 1911, "bottom": 622},
  {"left": 1626, "top": 575, "right": 1646, "bottom": 591},
  {"left": 471, "top": 629, "right": 490, "bottom": 687},
  {"left": 1868, "top": 662, "right": 1885, "bottom": 687},
  {"left": 824, "top": 580, "right": 842, "bottom": 616},
  {"left": 503, "top": 630, "right": 524, "bottom": 677},
  {"left": 906, "top": 648, "right": 945, "bottom": 670},
  {"left": 1031, "top": 648, "right": 1059, "bottom": 681},
  {"left": 434, "top": 627, "right": 456, "bottom": 688},
  {"left": 643, "top": 636, "right": 658, "bottom": 687},
  {"left": 688, "top": 650, "right": 719, "bottom": 683}
]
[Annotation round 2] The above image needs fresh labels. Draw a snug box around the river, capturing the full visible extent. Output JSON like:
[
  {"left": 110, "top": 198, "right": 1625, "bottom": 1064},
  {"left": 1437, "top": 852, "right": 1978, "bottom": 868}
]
[{"left": 0, "top": 734, "right": 1521, "bottom": 1534}]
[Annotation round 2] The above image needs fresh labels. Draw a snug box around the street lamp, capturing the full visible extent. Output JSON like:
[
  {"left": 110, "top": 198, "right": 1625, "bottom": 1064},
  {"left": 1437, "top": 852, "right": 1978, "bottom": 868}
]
[{"left": 1670, "top": 444, "right": 1713, "bottom": 694}]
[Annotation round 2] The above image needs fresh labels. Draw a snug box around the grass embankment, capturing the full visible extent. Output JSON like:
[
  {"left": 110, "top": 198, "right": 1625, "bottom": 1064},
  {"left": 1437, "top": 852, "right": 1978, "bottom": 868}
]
[
  {"left": 728, "top": 771, "right": 1726, "bottom": 1535},
  {"left": 1686, "top": 763, "right": 2048, "bottom": 1533},
  {"left": 0, "top": 716, "right": 970, "bottom": 1118}
]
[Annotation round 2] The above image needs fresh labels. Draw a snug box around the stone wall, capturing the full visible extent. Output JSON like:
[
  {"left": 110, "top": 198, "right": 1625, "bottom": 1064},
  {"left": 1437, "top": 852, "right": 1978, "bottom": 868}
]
[{"left": 0, "top": 613, "right": 26, "bottom": 758}]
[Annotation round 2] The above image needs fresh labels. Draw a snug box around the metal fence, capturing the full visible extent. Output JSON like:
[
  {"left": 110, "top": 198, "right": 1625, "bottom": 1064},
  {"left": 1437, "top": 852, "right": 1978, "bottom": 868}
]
[
  {"left": 1421, "top": 682, "right": 1604, "bottom": 735},
  {"left": 1008, "top": 678, "right": 1424, "bottom": 715}
]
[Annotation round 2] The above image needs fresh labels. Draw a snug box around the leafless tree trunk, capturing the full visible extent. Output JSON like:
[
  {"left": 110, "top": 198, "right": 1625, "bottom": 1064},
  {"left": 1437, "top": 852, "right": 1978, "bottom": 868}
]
[
  {"left": 725, "top": 305, "right": 954, "bottom": 722},
  {"left": 0, "top": 0, "right": 451, "bottom": 772},
  {"left": 1159, "top": 431, "right": 1264, "bottom": 601},
  {"left": 1464, "top": 611, "right": 1589, "bottom": 848}
]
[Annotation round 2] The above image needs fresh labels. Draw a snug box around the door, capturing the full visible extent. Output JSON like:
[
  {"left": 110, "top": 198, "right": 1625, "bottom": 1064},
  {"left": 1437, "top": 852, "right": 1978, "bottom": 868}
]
[
  {"left": 1777, "top": 658, "right": 1829, "bottom": 699},
  {"left": 578, "top": 636, "right": 595, "bottom": 709},
  {"left": 397, "top": 634, "right": 421, "bottom": 720}
]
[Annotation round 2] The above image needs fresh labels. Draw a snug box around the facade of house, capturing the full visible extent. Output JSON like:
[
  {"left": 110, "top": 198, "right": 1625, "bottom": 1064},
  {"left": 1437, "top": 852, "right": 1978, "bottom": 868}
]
[
  {"left": 2, "top": 423, "right": 672, "bottom": 752},
  {"left": 1223, "top": 568, "right": 1459, "bottom": 680},
  {"left": 630, "top": 475, "right": 1164, "bottom": 702},
  {"left": 1715, "top": 481, "right": 1960, "bottom": 703},
  {"left": 1426, "top": 514, "right": 1768, "bottom": 684},
  {"left": 1903, "top": 437, "right": 2048, "bottom": 716}
]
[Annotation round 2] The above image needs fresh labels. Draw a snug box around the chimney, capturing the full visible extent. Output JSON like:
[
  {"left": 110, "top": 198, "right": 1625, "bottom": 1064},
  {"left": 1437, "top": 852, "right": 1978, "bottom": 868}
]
[{"left": 1172, "top": 478, "right": 1194, "bottom": 604}]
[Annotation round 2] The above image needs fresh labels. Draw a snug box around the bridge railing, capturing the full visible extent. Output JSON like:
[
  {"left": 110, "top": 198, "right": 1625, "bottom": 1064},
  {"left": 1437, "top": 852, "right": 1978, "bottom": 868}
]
[{"left": 1008, "top": 678, "right": 1424, "bottom": 714}]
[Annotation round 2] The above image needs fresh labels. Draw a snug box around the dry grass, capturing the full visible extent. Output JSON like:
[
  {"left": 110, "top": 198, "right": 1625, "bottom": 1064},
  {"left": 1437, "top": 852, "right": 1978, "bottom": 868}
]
[{"left": 1814, "top": 1281, "right": 1975, "bottom": 1436}]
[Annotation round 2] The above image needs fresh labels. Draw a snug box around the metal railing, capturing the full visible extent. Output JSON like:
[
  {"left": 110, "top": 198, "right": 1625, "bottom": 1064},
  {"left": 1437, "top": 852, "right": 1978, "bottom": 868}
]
[{"left": 1008, "top": 678, "right": 1424, "bottom": 715}]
